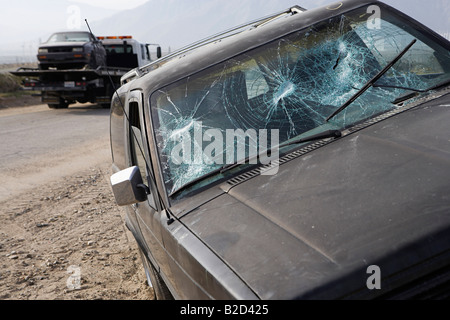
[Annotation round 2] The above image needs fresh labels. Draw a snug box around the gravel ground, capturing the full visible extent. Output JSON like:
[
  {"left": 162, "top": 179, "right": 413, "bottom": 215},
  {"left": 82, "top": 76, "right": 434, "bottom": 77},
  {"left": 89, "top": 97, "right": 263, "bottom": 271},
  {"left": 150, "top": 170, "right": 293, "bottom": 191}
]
[
  {"left": 0, "top": 164, "right": 154, "bottom": 300},
  {"left": 0, "top": 100, "right": 154, "bottom": 300}
]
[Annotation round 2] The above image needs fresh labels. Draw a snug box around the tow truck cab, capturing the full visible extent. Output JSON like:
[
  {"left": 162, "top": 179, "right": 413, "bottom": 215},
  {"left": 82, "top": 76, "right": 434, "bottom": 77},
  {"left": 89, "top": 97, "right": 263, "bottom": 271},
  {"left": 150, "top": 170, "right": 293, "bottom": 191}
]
[{"left": 99, "top": 36, "right": 162, "bottom": 69}]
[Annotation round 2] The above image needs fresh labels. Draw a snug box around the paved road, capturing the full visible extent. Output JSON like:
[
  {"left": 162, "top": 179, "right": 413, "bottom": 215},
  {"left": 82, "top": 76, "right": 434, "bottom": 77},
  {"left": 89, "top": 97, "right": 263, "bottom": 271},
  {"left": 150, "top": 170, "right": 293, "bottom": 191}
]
[{"left": 0, "top": 103, "right": 111, "bottom": 202}]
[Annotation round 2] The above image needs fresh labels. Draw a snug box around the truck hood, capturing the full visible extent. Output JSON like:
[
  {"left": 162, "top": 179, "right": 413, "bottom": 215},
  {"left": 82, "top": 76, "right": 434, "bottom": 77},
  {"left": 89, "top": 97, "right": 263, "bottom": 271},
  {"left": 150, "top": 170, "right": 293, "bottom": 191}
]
[{"left": 179, "top": 94, "right": 450, "bottom": 299}]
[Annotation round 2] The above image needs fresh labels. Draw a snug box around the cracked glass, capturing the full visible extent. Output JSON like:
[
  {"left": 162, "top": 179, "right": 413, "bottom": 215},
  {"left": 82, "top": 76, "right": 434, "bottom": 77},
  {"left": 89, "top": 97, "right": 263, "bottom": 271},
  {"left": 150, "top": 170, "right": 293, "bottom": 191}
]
[{"left": 151, "top": 4, "right": 450, "bottom": 198}]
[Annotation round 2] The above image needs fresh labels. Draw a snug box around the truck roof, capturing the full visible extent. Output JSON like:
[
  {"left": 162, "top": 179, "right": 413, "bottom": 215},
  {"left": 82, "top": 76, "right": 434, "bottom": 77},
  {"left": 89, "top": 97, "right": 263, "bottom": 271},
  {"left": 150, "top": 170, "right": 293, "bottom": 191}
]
[
  {"left": 125, "top": 0, "right": 446, "bottom": 91},
  {"left": 98, "top": 36, "right": 139, "bottom": 43}
]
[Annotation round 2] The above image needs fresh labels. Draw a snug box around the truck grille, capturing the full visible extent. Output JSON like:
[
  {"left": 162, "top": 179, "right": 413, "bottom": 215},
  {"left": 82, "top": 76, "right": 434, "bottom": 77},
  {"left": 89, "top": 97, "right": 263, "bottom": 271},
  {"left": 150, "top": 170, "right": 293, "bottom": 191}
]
[
  {"left": 48, "top": 47, "right": 73, "bottom": 53},
  {"left": 377, "top": 266, "right": 450, "bottom": 300}
]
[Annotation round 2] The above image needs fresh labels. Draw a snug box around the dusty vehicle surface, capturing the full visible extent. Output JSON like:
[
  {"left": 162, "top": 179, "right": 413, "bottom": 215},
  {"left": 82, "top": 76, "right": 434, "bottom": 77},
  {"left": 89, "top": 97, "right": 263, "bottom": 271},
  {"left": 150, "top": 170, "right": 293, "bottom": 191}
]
[
  {"left": 110, "top": 0, "right": 450, "bottom": 300},
  {"left": 37, "top": 31, "right": 106, "bottom": 70}
]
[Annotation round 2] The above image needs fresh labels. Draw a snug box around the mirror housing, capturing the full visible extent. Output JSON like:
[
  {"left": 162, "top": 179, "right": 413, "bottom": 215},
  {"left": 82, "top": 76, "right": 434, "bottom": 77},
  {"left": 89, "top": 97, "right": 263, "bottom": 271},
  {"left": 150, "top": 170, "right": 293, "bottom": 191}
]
[
  {"left": 157, "top": 46, "right": 162, "bottom": 59},
  {"left": 110, "top": 166, "right": 148, "bottom": 206}
]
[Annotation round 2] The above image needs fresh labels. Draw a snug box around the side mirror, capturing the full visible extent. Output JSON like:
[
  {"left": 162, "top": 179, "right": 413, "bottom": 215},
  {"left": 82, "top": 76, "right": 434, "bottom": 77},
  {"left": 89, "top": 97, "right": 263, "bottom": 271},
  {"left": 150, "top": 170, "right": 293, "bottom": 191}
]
[
  {"left": 110, "top": 166, "right": 148, "bottom": 206},
  {"left": 157, "top": 46, "right": 162, "bottom": 59}
]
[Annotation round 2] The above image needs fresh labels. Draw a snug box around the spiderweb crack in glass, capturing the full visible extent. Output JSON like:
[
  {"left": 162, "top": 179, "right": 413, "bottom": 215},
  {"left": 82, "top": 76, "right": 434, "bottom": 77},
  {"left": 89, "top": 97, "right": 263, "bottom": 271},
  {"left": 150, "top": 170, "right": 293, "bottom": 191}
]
[{"left": 151, "top": 6, "right": 450, "bottom": 197}]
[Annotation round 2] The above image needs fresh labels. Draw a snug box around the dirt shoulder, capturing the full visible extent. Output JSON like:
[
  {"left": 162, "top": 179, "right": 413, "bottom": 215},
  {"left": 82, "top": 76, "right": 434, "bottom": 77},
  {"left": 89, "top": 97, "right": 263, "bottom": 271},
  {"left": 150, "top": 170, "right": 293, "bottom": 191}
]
[
  {"left": 0, "top": 104, "right": 154, "bottom": 300},
  {"left": 0, "top": 94, "right": 41, "bottom": 109},
  {"left": 0, "top": 64, "right": 41, "bottom": 109},
  {"left": 0, "top": 162, "right": 154, "bottom": 300}
]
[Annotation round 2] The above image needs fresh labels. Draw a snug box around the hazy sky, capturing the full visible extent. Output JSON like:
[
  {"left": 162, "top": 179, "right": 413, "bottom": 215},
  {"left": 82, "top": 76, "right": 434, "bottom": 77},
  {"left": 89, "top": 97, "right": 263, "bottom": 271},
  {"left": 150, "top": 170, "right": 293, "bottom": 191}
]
[
  {"left": 1, "top": 0, "right": 448, "bottom": 60},
  {"left": 68, "top": 0, "right": 148, "bottom": 10}
]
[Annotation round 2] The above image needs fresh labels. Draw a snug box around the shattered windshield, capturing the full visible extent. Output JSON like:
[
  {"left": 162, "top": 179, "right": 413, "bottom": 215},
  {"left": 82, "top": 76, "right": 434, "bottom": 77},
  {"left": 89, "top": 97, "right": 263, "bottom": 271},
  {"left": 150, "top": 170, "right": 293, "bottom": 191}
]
[
  {"left": 151, "top": 4, "right": 450, "bottom": 198},
  {"left": 47, "top": 32, "right": 92, "bottom": 43}
]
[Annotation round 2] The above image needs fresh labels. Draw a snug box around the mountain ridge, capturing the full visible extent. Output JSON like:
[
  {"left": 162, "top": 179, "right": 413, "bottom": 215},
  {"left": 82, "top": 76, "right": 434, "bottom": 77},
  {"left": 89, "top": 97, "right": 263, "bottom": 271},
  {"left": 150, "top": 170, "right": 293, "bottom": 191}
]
[
  {"left": 1, "top": 0, "right": 449, "bottom": 60},
  {"left": 90, "top": 0, "right": 450, "bottom": 50}
]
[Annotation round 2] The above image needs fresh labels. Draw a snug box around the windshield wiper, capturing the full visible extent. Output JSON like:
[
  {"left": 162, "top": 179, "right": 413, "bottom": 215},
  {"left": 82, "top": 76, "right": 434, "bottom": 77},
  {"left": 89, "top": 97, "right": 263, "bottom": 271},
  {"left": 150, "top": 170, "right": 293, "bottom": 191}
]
[
  {"left": 326, "top": 39, "right": 417, "bottom": 122},
  {"left": 426, "top": 78, "right": 450, "bottom": 92},
  {"left": 373, "top": 77, "right": 450, "bottom": 105},
  {"left": 372, "top": 84, "right": 428, "bottom": 92},
  {"left": 220, "top": 129, "right": 342, "bottom": 174},
  {"left": 169, "top": 164, "right": 234, "bottom": 198},
  {"left": 392, "top": 92, "right": 419, "bottom": 105},
  {"left": 169, "top": 129, "right": 342, "bottom": 197},
  {"left": 278, "top": 129, "right": 342, "bottom": 148},
  {"left": 382, "top": 78, "right": 450, "bottom": 105}
]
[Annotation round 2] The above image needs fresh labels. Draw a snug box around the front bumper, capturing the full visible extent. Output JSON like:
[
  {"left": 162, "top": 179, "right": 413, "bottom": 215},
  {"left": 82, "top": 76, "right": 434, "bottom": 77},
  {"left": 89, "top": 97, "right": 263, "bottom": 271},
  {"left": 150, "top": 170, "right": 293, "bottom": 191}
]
[{"left": 37, "top": 52, "right": 91, "bottom": 69}]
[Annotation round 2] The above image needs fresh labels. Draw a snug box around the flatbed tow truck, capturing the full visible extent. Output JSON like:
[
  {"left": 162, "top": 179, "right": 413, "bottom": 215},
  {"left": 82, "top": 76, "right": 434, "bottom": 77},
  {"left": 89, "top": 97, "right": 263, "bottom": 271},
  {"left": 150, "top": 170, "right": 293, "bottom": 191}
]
[
  {"left": 11, "top": 35, "right": 161, "bottom": 108},
  {"left": 11, "top": 66, "right": 127, "bottom": 108}
]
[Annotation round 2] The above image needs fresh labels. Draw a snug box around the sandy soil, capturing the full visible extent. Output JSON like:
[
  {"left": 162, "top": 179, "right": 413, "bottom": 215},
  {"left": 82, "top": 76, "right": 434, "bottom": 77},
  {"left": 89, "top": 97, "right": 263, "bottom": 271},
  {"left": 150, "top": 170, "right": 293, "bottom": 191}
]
[
  {"left": 0, "top": 101, "right": 154, "bottom": 300},
  {"left": 0, "top": 94, "right": 42, "bottom": 109}
]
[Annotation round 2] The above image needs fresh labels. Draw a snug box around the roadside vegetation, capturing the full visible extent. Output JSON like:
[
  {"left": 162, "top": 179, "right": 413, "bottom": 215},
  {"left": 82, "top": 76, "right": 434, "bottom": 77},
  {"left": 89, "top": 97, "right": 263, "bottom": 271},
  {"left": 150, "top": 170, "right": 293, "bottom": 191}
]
[
  {"left": 0, "top": 64, "right": 40, "bottom": 107},
  {"left": 0, "top": 63, "right": 37, "bottom": 93},
  {"left": 0, "top": 72, "right": 22, "bottom": 94}
]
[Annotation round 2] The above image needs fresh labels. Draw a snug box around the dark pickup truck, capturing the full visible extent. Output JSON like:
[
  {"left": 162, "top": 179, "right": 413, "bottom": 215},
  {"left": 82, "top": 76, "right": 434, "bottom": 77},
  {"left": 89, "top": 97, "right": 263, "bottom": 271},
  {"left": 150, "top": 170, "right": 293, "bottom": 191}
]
[
  {"left": 37, "top": 31, "right": 106, "bottom": 70},
  {"left": 110, "top": 0, "right": 450, "bottom": 299}
]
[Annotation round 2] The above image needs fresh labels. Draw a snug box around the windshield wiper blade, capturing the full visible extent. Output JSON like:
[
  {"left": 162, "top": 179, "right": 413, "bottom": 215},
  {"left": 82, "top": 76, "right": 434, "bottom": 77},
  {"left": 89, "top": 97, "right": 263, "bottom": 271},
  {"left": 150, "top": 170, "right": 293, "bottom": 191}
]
[
  {"left": 391, "top": 78, "right": 450, "bottom": 105},
  {"left": 326, "top": 39, "right": 417, "bottom": 122},
  {"left": 392, "top": 91, "right": 419, "bottom": 105},
  {"left": 170, "top": 129, "right": 342, "bottom": 197},
  {"left": 169, "top": 164, "right": 234, "bottom": 198},
  {"left": 221, "top": 129, "right": 342, "bottom": 174},
  {"left": 220, "top": 129, "right": 342, "bottom": 175},
  {"left": 372, "top": 84, "right": 428, "bottom": 92},
  {"left": 426, "top": 78, "right": 450, "bottom": 92},
  {"left": 278, "top": 129, "right": 342, "bottom": 148}
]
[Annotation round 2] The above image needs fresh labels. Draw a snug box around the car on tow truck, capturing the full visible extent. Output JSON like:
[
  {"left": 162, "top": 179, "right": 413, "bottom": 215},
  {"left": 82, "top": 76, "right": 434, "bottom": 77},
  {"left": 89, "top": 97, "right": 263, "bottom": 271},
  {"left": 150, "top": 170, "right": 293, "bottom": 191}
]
[
  {"left": 37, "top": 31, "right": 106, "bottom": 70},
  {"left": 110, "top": 0, "right": 450, "bottom": 299}
]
